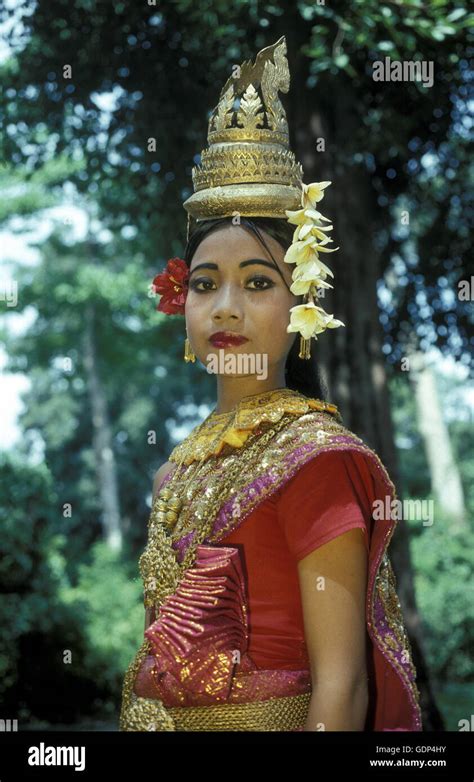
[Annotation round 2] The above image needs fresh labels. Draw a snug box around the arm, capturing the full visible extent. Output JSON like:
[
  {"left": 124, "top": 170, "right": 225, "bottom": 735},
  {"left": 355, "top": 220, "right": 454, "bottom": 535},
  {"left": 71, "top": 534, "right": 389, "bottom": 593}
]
[
  {"left": 152, "top": 461, "right": 175, "bottom": 500},
  {"left": 144, "top": 461, "right": 175, "bottom": 632},
  {"left": 297, "top": 527, "right": 369, "bottom": 731}
]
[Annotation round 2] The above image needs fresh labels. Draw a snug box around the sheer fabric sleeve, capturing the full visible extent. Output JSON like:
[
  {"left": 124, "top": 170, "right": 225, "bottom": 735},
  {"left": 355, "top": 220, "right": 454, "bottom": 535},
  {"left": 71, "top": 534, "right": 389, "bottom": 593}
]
[{"left": 276, "top": 450, "right": 376, "bottom": 562}]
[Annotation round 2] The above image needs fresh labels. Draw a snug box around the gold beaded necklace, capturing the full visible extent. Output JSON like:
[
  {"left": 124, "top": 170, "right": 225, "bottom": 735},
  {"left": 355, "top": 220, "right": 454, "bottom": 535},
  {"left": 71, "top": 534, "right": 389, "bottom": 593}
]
[{"left": 154, "top": 417, "right": 234, "bottom": 536}]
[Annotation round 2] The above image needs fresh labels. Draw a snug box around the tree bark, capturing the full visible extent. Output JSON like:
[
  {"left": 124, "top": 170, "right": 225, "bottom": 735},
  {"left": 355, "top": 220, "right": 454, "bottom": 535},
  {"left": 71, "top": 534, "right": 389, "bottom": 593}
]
[
  {"left": 82, "top": 301, "right": 122, "bottom": 552},
  {"left": 409, "top": 350, "right": 467, "bottom": 528}
]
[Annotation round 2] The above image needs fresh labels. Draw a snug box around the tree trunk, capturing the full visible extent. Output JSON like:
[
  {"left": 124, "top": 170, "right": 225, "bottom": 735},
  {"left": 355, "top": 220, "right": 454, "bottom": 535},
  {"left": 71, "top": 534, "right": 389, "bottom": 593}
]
[
  {"left": 409, "top": 350, "right": 467, "bottom": 528},
  {"left": 82, "top": 302, "right": 122, "bottom": 551},
  {"left": 281, "top": 18, "right": 444, "bottom": 730}
]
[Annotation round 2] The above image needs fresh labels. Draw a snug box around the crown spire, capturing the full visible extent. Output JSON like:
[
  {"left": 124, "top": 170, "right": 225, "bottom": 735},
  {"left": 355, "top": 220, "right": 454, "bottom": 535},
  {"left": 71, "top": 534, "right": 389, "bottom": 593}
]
[{"left": 183, "top": 36, "right": 303, "bottom": 234}]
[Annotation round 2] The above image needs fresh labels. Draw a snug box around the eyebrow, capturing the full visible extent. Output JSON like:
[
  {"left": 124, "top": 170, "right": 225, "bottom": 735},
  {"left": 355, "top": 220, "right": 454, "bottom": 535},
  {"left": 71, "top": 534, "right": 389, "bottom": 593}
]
[{"left": 189, "top": 259, "right": 278, "bottom": 277}]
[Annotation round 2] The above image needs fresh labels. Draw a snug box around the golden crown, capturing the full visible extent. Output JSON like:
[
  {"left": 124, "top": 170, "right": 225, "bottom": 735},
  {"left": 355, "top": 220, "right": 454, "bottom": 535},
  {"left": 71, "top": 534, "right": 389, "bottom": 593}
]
[{"left": 183, "top": 36, "right": 304, "bottom": 232}]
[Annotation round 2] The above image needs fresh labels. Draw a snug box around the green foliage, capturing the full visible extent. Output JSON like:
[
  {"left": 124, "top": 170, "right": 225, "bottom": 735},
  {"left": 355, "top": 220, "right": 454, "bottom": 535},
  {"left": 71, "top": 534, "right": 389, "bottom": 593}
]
[
  {"left": 391, "top": 372, "right": 473, "bottom": 684},
  {"left": 0, "top": 453, "right": 73, "bottom": 719},
  {"left": 0, "top": 453, "right": 143, "bottom": 723},
  {"left": 435, "top": 681, "right": 474, "bottom": 731},
  {"left": 0, "top": 156, "right": 83, "bottom": 224},
  {"left": 411, "top": 514, "right": 474, "bottom": 682},
  {"left": 59, "top": 541, "right": 143, "bottom": 692}
]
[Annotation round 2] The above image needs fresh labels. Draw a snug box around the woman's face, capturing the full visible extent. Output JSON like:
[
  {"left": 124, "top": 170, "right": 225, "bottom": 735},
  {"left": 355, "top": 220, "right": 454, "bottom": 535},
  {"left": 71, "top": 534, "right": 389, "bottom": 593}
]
[{"left": 185, "top": 223, "right": 298, "bottom": 375}]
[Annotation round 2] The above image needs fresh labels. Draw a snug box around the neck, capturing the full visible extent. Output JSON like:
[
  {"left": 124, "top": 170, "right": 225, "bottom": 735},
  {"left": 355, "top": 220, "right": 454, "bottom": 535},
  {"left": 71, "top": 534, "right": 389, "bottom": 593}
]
[{"left": 214, "top": 375, "right": 288, "bottom": 415}]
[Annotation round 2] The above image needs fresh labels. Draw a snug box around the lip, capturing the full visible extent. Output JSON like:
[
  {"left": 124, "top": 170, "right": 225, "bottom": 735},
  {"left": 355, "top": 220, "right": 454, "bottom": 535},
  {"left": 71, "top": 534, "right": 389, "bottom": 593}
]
[{"left": 209, "top": 331, "right": 249, "bottom": 346}]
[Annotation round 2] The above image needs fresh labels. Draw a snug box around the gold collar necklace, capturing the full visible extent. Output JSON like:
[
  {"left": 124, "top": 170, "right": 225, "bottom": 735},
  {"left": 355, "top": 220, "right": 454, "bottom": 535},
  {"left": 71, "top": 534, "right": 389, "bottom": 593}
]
[{"left": 167, "top": 386, "right": 341, "bottom": 467}]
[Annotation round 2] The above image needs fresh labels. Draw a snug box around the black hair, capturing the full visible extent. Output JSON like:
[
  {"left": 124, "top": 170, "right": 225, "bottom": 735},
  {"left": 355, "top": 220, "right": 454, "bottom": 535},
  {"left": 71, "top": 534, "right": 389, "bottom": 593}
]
[{"left": 183, "top": 215, "right": 329, "bottom": 402}]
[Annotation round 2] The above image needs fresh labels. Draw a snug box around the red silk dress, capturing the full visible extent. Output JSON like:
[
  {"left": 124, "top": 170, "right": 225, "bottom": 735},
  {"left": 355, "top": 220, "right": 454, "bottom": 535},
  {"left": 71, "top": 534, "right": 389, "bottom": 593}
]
[{"left": 218, "top": 450, "right": 374, "bottom": 671}]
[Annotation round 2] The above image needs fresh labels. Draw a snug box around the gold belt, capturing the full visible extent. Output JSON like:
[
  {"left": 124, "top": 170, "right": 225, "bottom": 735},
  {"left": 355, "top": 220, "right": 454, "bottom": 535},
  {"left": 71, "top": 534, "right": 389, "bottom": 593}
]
[{"left": 121, "top": 691, "right": 312, "bottom": 731}]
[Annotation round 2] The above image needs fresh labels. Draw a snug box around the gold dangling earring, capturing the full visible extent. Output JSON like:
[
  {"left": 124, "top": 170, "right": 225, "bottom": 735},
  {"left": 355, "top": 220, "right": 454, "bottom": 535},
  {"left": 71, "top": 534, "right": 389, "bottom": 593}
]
[
  {"left": 297, "top": 291, "right": 312, "bottom": 360},
  {"left": 298, "top": 334, "right": 311, "bottom": 360},
  {"left": 184, "top": 335, "right": 196, "bottom": 363}
]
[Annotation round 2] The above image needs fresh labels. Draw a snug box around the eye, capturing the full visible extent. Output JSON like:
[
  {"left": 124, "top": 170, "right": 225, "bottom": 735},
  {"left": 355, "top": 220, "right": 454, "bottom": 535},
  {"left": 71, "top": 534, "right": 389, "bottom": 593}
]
[
  {"left": 189, "top": 276, "right": 275, "bottom": 292},
  {"left": 246, "top": 276, "right": 275, "bottom": 290},
  {"left": 189, "top": 278, "right": 216, "bottom": 292},
  {"left": 190, "top": 276, "right": 275, "bottom": 293}
]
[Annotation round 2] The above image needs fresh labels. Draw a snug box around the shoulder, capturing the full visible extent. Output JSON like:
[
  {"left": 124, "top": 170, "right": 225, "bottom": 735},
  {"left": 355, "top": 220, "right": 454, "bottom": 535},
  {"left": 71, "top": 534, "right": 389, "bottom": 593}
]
[
  {"left": 276, "top": 417, "right": 395, "bottom": 515},
  {"left": 283, "top": 402, "right": 362, "bottom": 453},
  {"left": 285, "top": 405, "right": 386, "bottom": 474},
  {"left": 152, "top": 461, "right": 175, "bottom": 499},
  {"left": 278, "top": 449, "right": 372, "bottom": 501}
]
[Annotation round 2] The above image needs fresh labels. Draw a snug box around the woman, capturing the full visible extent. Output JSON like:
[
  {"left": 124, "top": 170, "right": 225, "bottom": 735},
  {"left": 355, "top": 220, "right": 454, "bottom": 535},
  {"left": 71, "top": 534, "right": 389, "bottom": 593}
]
[{"left": 119, "top": 36, "right": 422, "bottom": 732}]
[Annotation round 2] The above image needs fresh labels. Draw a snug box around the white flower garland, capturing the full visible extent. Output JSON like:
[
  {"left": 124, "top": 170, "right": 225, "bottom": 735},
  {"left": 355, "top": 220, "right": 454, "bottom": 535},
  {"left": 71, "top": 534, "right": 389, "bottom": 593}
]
[{"left": 284, "top": 181, "right": 345, "bottom": 357}]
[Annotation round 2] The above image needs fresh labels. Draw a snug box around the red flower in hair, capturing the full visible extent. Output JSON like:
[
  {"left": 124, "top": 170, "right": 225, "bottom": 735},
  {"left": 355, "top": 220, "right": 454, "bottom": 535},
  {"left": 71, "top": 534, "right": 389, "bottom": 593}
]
[{"left": 151, "top": 257, "right": 189, "bottom": 315}]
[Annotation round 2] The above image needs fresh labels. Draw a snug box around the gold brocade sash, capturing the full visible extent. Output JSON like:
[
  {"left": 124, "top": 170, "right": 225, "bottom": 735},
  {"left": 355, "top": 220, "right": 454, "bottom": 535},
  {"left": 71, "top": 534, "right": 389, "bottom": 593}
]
[{"left": 122, "top": 686, "right": 312, "bottom": 732}]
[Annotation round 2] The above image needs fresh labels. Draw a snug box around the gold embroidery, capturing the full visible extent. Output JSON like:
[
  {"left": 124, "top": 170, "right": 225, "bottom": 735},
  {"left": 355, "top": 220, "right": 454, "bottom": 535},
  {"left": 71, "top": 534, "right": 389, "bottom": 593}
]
[{"left": 372, "top": 553, "right": 421, "bottom": 705}]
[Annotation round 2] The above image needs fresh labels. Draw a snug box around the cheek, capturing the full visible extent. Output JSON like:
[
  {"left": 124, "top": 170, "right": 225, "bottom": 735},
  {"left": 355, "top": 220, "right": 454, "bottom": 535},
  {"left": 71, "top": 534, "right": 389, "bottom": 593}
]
[
  {"left": 251, "top": 292, "right": 296, "bottom": 349},
  {"left": 185, "top": 293, "right": 205, "bottom": 328},
  {"left": 256, "top": 288, "right": 296, "bottom": 325}
]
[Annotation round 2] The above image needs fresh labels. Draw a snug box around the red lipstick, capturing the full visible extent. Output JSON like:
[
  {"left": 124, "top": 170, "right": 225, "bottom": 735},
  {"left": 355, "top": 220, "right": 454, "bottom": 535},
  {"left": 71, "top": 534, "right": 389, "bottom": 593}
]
[{"left": 209, "top": 331, "right": 249, "bottom": 347}]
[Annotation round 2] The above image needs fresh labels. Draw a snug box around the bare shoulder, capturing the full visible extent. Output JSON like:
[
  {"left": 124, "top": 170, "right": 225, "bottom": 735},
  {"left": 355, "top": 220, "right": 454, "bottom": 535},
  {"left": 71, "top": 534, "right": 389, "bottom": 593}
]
[{"left": 152, "top": 461, "right": 175, "bottom": 499}]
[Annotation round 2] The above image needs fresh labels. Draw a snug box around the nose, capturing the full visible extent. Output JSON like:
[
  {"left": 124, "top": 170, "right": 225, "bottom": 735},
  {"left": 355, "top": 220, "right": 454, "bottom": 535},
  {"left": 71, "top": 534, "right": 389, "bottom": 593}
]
[{"left": 211, "top": 281, "right": 244, "bottom": 324}]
